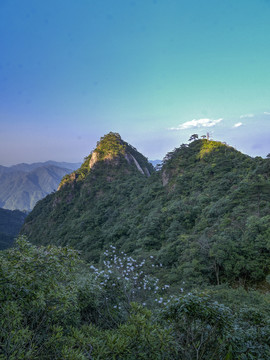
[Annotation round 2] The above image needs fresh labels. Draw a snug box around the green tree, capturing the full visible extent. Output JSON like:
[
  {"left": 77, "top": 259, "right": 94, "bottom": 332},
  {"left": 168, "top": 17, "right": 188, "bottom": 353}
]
[
  {"left": 0, "top": 237, "right": 82, "bottom": 359},
  {"left": 189, "top": 134, "right": 199, "bottom": 141},
  {"left": 162, "top": 293, "right": 232, "bottom": 360}
]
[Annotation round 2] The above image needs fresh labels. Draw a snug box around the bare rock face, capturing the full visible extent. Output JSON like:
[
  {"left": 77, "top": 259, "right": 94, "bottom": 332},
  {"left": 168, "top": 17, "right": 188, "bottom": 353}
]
[
  {"left": 144, "top": 167, "right": 151, "bottom": 177},
  {"left": 162, "top": 170, "right": 169, "bottom": 186},
  {"left": 125, "top": 153, "right": 145, "bottom": 175},
  {"left": 89, "top": 151, "right": 119, "bottom": 169},
  {"left": 130, "top": 154, "right": 144, "bottom": 175},
  {"left": 89, "top": 152, "right": 99, "bottom": 169}
]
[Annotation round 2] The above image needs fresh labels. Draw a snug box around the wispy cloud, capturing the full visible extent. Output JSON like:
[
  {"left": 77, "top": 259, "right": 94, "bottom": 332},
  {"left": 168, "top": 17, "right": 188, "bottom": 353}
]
[
  {"left": 240, "top": 114, "right": 254, "bottom": 119},
  {"left": 264, "top": 112, "right": 270, "bottom": 115},
  {"left": 233, "top": 122, "right": 243, "bottom": 128},
  {"left": 169, "top": 118, "right": 223, "bottom": 131}
]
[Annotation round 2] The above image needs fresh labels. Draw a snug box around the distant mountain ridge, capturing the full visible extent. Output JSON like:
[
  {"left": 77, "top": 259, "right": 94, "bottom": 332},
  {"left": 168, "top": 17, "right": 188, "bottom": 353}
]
[
  {"left": 0, "top": 161, "right": 81, "bottom": 173},
  {"left": 0, "top": 161, "right": 81, "bottom": 211}
]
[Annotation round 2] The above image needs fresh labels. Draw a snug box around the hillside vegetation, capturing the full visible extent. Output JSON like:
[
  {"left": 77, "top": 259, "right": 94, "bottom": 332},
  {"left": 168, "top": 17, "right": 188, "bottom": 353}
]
[
  {"left": 22, "top": 133, "right": 270, "bottom": 288},
  {"left": 0, "top": 208, "right": 27, "bottom": 249},
  {"left": 1, "top": 237, "right": 270, "bottom": 359},
  {"left": 3, "top": 132, "right": 270, "bottom": 358}
]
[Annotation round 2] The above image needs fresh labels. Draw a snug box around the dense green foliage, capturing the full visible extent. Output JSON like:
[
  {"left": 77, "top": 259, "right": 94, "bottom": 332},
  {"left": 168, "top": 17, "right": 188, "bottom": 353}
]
[
  {"left": 22, "top": 136, "right": 270, "bottom": 288},
  {"left": 3, "top": 133, "right": 270, "bottom": 358},
  {"left": 0, "top": 208, "right": 27, "bottom": 249},
  {"left": 1, "top": 238, "right": 269, "bottom": 359}
]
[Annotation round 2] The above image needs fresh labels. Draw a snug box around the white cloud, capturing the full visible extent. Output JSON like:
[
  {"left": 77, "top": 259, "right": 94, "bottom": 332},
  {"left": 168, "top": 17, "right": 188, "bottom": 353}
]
[
  {"left": 233, "top": 122, "right": 243, "bottom": 128},
  {"left": 240, "top": 114, "right": 254, "bottom": 119},
  {"left": 169, "top": 118, "right": 223, "bottom": 131},
  {"left": 264, "top": 112, "right": 270, "bottom": 115}
]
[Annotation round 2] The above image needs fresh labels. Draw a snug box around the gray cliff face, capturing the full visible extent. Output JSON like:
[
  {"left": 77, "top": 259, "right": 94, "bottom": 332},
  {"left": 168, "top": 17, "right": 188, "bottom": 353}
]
[
  {"left": 162, "top": 170, "right": 169, "bottom": 186},
  {"left": 89, "top": 152, "right": 99, "bottom": 169},
  {"left": 129, "top": 154, "right": 145, "bottom": 175},
  {"left": 124, "top": 153, "right": 150, "bottom": 176}
]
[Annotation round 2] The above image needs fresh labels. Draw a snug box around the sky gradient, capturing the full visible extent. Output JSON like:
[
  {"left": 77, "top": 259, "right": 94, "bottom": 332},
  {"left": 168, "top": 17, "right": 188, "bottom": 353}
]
[{"left": 1, "top": 0, "right": 270, "bottom": 165}]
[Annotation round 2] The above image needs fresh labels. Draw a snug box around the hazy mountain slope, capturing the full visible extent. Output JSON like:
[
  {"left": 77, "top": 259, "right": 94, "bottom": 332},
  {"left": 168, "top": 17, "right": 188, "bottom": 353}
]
[
  {"left": 0, "top": 208, "right": 27, "bottom": 249},
  {"left": 0, "top": 162, "right": 81, "bottom": 211},
  {"left": 0, "top": 161, "right": 81, "bottom": 174},
  {"left": 21, "top": 136, "right": 270, "bottom": 287}
]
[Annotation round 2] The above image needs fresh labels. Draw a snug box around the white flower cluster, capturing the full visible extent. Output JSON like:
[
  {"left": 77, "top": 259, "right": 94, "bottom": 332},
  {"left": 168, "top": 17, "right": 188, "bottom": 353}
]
[{"left": 90, "top": 245, "right": 170, "bottom": 307}]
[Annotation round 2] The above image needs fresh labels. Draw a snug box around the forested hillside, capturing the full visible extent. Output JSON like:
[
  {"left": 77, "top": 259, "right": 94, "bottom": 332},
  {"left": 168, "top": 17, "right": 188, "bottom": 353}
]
[
  {"left": 0, "top": 208, "right": 27, "bottom": 249},
  {"left": 21, "top": 133, "right": 270, "bottom": 288},
  {"left": 3, "top": 132, "right": 270, "bottom": 359}
]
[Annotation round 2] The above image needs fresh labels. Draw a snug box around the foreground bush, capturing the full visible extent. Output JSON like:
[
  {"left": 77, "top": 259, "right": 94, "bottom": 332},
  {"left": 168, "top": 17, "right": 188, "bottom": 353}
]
[{"left": 1, "top": 238, "right": 269, "bottom": 359}]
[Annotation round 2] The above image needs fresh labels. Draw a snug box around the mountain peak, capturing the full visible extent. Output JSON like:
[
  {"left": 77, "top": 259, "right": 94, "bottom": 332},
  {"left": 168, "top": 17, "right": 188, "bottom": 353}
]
[
  {"left": 161, "top": 138, "right": 252, "bottom": 187},
  {"left": 89, "top": 132, "right": 126, "bottom": 169},
  {"left": 58, "top": 132, "right": 154, "bottom": 189},
  {"left": 88, "top": 132, "right": 152, "bottom": 175}
]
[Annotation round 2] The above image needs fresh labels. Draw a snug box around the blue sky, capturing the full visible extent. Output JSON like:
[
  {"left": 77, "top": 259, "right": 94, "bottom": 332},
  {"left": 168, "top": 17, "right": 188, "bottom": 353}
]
[{"left": 1, "top": 0, "right": 270, "bottom": 165}]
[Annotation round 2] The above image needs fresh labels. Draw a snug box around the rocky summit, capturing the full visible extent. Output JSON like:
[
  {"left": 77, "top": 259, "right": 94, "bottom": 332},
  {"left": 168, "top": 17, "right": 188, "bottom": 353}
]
[{"left": 58, "top": 132, "right": 154, "bottom": 190}]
